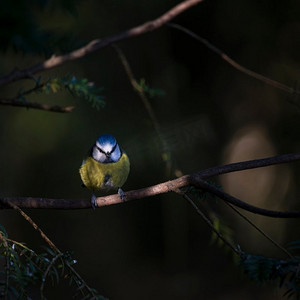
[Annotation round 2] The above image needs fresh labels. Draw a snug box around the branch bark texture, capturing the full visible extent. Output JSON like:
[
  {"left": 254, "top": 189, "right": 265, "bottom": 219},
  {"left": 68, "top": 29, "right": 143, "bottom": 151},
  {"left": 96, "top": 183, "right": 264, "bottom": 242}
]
[
  {"left": 0, "top": 98, "right": 74, "bottom": 113},
  {"left": 0, "top": 0, "right": 203, "bottom": 86},
  {"left": 1, "top": 153, "right": 300, "bottom": 218}
]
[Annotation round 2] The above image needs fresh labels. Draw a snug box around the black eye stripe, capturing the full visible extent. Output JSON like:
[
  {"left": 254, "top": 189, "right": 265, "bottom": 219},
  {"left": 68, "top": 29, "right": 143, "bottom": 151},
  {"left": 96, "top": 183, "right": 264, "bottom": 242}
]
[
  {"left": 96, "top": 146, "right": 105, "bottom": 154},
  {"left": 96, "top": 143, "right": 117, "bottom": 156}
]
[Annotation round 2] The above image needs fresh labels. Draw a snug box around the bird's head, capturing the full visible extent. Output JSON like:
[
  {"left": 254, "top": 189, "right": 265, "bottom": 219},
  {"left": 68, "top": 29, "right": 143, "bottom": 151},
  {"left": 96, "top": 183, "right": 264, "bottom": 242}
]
[{"left": 92, "top": 134, "right": 122, "bottom": 163}]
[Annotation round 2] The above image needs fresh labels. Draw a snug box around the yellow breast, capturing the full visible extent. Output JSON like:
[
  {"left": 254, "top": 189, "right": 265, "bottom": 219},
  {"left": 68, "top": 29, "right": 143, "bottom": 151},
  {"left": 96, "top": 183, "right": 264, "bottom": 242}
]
[{"left": 79, "top": 153, "right": 130, "bottom": 191}]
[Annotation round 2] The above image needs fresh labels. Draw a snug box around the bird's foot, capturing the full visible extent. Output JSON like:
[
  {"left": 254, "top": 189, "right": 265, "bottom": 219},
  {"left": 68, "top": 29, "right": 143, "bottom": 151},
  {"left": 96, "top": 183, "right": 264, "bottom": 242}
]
[
  {"left": 91, "top": 193, "right": 97, "bottom": 210},
  {"left": 118, "top": 188, "right": 126, "bottom": 202}
]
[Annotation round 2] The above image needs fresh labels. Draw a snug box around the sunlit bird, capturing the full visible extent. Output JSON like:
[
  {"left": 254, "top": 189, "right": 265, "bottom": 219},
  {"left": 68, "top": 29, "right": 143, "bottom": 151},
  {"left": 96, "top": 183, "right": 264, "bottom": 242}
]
[{"left": 79, "top": 134, "right": 130, "bottom": 208}]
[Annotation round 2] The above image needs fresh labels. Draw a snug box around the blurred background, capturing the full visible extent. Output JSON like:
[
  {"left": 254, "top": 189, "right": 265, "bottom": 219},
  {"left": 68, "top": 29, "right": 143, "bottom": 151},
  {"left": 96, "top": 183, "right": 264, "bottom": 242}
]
[{"left": 0, "top": 0, "right": 300, "bottom": 298}]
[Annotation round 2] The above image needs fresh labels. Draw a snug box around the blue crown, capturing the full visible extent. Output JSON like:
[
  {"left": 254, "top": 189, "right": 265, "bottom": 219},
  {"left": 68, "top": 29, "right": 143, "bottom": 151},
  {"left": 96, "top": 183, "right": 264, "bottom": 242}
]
[{"left": 96, "top": 134, "right": 117, "bottom": 147}]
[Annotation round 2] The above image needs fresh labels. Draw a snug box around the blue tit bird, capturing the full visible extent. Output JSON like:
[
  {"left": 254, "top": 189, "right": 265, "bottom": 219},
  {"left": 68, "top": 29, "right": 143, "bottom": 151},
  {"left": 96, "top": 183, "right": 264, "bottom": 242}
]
[{"left": 79, "top": 134, "right": 130, "bottom": 208}]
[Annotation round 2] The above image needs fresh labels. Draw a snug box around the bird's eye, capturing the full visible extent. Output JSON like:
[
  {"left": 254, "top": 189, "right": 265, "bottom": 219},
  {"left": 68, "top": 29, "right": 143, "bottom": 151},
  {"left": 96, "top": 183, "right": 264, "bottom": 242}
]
[
  {"left": 96, "top": 143, "right": 117, "bottom": 157},
  {"left": 96, "top": 146, "right": 105, "bottom": 154},
  {"left": 109, "top": 144, "right": 117, "bottom": 155}
]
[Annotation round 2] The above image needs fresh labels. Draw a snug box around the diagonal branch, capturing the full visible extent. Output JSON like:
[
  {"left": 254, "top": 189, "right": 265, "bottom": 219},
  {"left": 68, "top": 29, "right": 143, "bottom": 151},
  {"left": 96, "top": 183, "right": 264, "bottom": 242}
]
[
  {"left": 167, "top": 23, "right": 300, "bottom": 97},
  {"left": 0, "top": 0, "right": 203, "bottom": 86},
  {"left": 114, "top": 45, "right": 173, "bottom": 175},
  {"left": 182, "top": 191, "right": 239, "bottom": 254},
  {"left": 224, "top": 201, "right": 294, "bottom": 258},
  {"left": 5, "top": 200, "right": 60, "bottom": 252},
  {"left": 0, "top": 153, "right": 300, "bottom": 218}
]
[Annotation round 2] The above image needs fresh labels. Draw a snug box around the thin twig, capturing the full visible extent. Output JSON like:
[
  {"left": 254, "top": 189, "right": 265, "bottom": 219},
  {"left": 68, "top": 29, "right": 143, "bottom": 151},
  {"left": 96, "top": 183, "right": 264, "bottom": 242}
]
[
  {"left": 0, "top": 98, "right": 74, "bottom": 113},
  {"left": 0, "top": 77, "right": 75, "bottom": 113},
  {"left": 65, "top": 261, "right": 100, "bottom": 299},
  {"left": 224, "top": 202, "right": 294, "bottom": 259},
  {"left": 0, "top": 81, "right": 74, "bottom": 113},
  {"left": 167, "top": 23, "right": 300, "bottom": 97},
  {"left": 5, "top": 201, "right": 60, "bottom": 253},
  {"left": 179, "top": 191, "right": 239, "bottom": 254},
  {"left": 0, "top": 232, "right": 10, "bottom": 300},
  {"left": 114, "top": 45, "right": 173, "bottom": 175},
  {"left": 40, "top": 253, "right": 64, "bottom": 300},
  {"left": 0, "top": 0, "right": 203, "bottom": 86}
]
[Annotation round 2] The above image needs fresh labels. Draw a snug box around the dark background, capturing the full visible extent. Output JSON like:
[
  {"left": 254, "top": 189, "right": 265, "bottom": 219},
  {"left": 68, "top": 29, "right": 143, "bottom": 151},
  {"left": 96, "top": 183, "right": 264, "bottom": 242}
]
[{"left": 0, "top": 0, "right": 300, "bottom": 298}]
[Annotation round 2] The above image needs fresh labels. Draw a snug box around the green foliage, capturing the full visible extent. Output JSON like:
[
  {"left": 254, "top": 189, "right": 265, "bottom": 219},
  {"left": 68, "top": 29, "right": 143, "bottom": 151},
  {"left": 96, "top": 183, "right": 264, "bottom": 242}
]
[
  {"left": 43, "top": 76, "right": 105, "bottom": 109},
  {"left": 0, "top": 0, "right": 81, "bottom": 55},
  {"left": 184, "top": 187, "right": 300, "bottom": 299},
  {"left": 240, "top": 252, "right": 300, "bottom": 299},
  {"left": 19, "top": 75, "right": 105, "bottom": 109},
  {"left": 0, "top": 225, "right": 106, "bottom": 300},
  {"left": 138, "top": 78, "right": 165, "bottom": 98}
]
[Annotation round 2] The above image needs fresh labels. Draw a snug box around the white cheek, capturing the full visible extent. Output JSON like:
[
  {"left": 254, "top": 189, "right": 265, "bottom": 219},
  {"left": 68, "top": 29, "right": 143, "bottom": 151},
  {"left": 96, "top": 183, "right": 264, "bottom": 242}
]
[{"left": 92, "top": 148, "right": 106, "bottom": 162}]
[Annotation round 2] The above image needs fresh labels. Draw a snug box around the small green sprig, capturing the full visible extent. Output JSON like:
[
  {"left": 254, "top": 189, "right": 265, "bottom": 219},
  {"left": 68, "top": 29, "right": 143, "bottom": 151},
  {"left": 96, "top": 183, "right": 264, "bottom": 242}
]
[
  {"left": 240, "top": 252, "right": 300, "bottom": 299},
  {"left": 138, "top": 78, "right": 165, "bottom": 98},
  {"left": 41, "top": 75, "right": 105, "bottom": 109},
  {"left": 0, "top": 225, "right": 105, "bottom": 300},
  {"left": 16, "top": 75, "right": 105, "bottom": 110}
]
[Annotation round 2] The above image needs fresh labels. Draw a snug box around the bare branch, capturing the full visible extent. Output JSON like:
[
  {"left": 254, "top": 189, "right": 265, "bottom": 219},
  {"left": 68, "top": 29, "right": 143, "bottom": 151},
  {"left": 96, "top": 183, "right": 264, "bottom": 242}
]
[
  {"left": 0, "top": 197, "right": 89, "bottom": 209},
  {"left": 0, "top": 153, "right": 300, "bottom": 218},
  {"left": 167, "top": 23, "right": 300, "bottom": 97},
  {"left": 114, "top": 45, "right": 173, "bottom": 175},
  {"left": 182, "top": 191, "right": 239, "bottom": 254},
  {"left": 0, "top": 98, "right": 74, "bottom": 113},
  {"left": 40, "top": 253, "right": 64, "bottom": 299},
  {"left": 197, "top": 152, "right": 300, "bottom": 178},
  {"left": 0, "top": 79, "right": 75, "bottom": 112},
  {"left": 5, "top": 200, "right": 60, "bottom": 253},
  {"left": 0, "top": 0, "right": 204, "bottom": 86},
  {"left": 192, "top": 179, "right": 300, "bottom": 218},
  {"left": 224, "top": 201, "right": 294, "bottom": 258}
]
